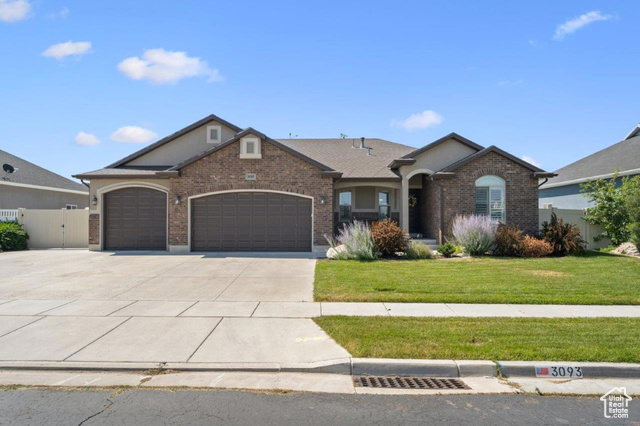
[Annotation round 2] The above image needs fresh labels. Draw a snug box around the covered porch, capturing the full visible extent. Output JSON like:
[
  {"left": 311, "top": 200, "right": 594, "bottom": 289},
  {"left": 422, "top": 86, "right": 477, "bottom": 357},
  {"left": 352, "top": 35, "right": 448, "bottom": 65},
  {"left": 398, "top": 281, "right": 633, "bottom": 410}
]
[{"left": 332, "top": 179, "right": 438, "bottom": 246}]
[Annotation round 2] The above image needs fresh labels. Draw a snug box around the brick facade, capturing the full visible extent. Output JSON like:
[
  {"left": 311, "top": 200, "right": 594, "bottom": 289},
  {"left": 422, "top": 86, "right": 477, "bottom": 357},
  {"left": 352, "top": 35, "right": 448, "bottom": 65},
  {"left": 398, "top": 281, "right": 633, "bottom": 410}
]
[
  {"left": 168, "top": 139, "right": 334, "bottom": 247},
  {"left": 89, "top": 213, "right": 100, "bottom": 245},
  {"left": 420, "top": 151, "right": 539, "bottom": 242}
]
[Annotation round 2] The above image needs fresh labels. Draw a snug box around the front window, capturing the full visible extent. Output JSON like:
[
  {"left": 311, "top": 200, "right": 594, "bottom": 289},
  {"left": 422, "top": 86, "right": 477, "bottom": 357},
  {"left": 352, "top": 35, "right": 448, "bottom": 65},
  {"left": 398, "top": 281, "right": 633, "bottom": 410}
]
[
  {"left": 475, "top": 175, "right": 505, "bottom": 222},
  {"left": 378, "top": 191, "right": 390, "bottom": 220},
  {"left": 338, "top": 191, "right": 352, "bottom": 222},
  {"left": 65, "top": 204, "right": 78, "bottom": 210}
]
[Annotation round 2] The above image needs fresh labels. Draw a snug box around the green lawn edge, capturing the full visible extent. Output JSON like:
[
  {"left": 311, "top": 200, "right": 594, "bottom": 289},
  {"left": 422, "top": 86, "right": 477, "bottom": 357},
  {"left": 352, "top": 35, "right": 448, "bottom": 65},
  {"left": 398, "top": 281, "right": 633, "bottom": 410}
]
[
  {"left": 314, "top": 251, "right": 640, "bottom": 305},
  {"left": 316, "top": 316, "right": 640, "bottom": 363}
]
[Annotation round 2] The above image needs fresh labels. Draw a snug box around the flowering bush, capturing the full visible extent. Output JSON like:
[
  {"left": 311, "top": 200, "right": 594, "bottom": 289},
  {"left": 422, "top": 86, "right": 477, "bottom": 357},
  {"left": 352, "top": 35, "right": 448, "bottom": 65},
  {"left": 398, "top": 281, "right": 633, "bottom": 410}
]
[
  {"left": 326, "top": 221, "right": 378, "bottom": 260},
  {"left": 371, "top": 219, "right": 410, "bottom": 257},
  {"left": 522, "top": 236, "right": 553, "bottom": 258},
  {"left": 452, "top": 214, "right": 499, "bottom": 256}
]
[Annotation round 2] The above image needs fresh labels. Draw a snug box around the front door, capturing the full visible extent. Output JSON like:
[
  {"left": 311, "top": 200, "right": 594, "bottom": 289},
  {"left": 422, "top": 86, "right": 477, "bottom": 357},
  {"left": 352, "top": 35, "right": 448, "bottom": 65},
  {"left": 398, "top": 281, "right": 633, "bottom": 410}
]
[{"left": 408, "top": 189, "right": 422, "bottom": 234}]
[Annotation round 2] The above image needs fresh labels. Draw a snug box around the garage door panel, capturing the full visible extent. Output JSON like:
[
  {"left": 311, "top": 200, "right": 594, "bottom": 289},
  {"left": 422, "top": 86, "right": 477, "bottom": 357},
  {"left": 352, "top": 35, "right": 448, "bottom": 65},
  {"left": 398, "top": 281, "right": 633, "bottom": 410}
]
[
  {"left": 104, "top": 187, "right": 167, "bottom": 250},
  {"left": 191, "top": 192, "right": 312, "bottom": 252}
]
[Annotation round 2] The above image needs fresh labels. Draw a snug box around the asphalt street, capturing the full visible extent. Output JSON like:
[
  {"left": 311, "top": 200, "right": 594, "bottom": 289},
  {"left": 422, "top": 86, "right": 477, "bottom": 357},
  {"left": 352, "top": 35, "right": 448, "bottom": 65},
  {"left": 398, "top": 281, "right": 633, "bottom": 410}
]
[{"left": 0, "top": 389, "right": 637, "bottom": 425}]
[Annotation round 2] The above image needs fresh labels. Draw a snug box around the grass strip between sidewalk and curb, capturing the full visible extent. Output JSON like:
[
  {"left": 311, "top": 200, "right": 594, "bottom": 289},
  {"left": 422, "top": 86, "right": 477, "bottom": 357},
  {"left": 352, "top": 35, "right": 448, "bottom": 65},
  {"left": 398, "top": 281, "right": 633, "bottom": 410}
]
[
  {"left": 315, "top": 317, "right": 640, "bottom": 363},
  {"left": 314, "top": 251, "right": 640, "bottom": 304}
]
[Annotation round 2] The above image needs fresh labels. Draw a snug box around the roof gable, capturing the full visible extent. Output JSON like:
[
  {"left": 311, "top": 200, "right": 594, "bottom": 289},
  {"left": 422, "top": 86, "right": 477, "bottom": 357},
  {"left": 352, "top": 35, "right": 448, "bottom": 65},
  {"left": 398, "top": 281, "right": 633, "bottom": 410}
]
[
  {"left": 169, "top": 128, "right": 336, "bottom": 173},
  {"left": 401, "top": 133, "right": 484, "bottom": 160},
  {"left": 439, "top": 145, "right": 546, "bottom": 173},
  {"left": 108, "top": 114, "right": 243, "bottom": 168}
]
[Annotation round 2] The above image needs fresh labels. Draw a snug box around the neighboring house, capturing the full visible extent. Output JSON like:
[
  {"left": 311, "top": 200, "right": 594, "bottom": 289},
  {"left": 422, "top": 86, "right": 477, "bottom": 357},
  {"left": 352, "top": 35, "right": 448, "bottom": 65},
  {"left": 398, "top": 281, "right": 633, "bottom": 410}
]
[
  {"left": 539, "top": 124, "right": 640, "bottom": 209},
  {"left": 1, "top": 149, "right": 89, "bottom": 210},
  {"left": 74, "top": 114, "right": 553, "bottom": 252}
]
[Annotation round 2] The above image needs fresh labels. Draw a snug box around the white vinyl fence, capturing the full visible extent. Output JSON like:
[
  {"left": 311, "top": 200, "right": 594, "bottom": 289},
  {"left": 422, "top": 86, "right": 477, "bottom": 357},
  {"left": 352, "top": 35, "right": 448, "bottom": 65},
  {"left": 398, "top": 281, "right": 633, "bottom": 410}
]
[
  {"left": 0, "top": 209, "right": 19, "bottom": 222},
  {"left": 539, "top": 207, "right": 610, "bottom": 250},
  {"left": 17, "top": 208, "right": 89, "bottom": 249}
]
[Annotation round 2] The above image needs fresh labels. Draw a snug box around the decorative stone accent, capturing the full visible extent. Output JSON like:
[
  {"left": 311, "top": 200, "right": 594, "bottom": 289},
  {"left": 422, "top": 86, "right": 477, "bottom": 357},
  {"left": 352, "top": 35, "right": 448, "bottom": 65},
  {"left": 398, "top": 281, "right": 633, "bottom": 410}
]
[{"left": 612, "top": 242, "right": 640, "bottom": 258}]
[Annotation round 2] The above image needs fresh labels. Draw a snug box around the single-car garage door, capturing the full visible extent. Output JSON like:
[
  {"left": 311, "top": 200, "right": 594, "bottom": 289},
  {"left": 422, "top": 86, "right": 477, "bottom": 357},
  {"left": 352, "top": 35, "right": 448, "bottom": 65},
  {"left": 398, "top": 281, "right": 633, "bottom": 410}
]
[
  {"left": 104, "top": 187, "right": 167, "bottom": 250},
  {"left": 191, "top": 192, "right": 312, "bottom": 252}
]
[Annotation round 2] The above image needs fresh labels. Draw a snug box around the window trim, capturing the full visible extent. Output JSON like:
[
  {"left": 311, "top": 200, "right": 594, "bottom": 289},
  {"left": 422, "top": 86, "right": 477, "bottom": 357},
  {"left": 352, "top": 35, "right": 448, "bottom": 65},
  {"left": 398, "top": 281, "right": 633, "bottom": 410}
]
[
  {"left": 475, "top": 175, "right": 505, "bottom": 222},
  {"left": 240, "top": 137, "right": 262, "bottom": 159},
  {"left": 338, "top": 190, "right": 352, "bottom": 222},
  {"left": 378, "top": 191, "right": 390, "bottom": 220},
  {"left": 206, "top": 125, "right": 222, "bottom": 144}
]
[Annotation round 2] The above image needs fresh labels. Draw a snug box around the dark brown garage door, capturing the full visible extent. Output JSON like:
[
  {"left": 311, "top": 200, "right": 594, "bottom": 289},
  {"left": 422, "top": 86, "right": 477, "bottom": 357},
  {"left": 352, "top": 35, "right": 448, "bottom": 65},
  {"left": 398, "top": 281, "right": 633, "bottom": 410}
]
[
  {"left": 191, "top": 192, "right": 312, "bottom": 252},
  {"left": 104, "top": 187, "right": 167, "bottom": 250}
]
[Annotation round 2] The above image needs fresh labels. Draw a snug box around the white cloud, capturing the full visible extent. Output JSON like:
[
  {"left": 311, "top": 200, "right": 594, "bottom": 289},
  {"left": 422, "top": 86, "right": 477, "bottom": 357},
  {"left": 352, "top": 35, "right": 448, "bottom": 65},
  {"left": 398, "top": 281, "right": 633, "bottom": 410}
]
[
  {"left": 47, "top": 7, "right": 69, "bottom": 19},
  {"left": 391, "top": 110, "right": 444, "bottom": 131},
  {"left": 111, "top": 126, "right": 158, "bottom": 144},
  {"left": 117, "top": 48, "right": 223, "bottom": 84},
  {"left": 74, "top": 132, "right": 100, "bottom": 146},
  {"left": 0, "top": 0, "right": 31, "bottom": 22},
  {"left": 554, "top": 11, "right": 612, "bottom": 40},
  {"left": 522, "top": 155, "right": 542, "bottom": 168},
  {"left": 42, "top": 41, "right": 91, "bottom": 60}
]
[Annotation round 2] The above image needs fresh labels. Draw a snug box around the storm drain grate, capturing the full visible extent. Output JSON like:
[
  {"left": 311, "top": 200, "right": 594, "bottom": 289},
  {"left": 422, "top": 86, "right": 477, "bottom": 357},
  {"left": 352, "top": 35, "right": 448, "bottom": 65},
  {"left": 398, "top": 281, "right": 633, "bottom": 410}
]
[{"left": 354, "top": 376, "right": 470, "bottom": 390}]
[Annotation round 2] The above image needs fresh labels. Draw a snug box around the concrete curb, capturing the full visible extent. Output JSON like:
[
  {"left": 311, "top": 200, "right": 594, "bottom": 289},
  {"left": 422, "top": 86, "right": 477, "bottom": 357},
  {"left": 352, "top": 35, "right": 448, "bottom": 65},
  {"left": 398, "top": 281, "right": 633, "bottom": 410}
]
[
  {"left": 351, "top": 359, "right": 497, "bottom": 377},
  {"left": 498, "top": 361, "right": 640, "bottom": 379},
  {"left": 4, "top": 360, "right": 639, "bottom": 379}
]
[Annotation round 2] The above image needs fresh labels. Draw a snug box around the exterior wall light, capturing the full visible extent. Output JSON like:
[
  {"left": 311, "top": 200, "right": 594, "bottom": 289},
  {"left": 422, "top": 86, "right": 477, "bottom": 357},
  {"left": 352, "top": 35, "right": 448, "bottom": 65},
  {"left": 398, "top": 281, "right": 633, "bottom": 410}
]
[
  {"left": 320, "top": 196, "right": 326, "bottom": 205},
  {"left": 92, "top": 196, "right": 98, "bottom": 206},
  {"left": 175, "top": 195, "right": 182, "bottom": 205}
]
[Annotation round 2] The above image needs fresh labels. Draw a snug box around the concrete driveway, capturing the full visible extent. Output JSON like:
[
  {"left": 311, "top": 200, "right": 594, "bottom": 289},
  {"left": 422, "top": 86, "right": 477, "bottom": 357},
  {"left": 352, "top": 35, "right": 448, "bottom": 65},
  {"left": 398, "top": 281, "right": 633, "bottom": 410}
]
[
  {"left": 0, "top": 250, "right": 350, "bottom": 367},
  {"left": 0, "top": 250, "right": 315, "bottom": 302}
]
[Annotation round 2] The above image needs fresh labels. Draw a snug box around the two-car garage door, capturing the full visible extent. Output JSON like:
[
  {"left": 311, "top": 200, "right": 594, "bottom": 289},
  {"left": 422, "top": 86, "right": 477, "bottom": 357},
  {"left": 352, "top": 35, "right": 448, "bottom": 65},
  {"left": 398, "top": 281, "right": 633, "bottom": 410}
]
[{"left": 191, "top": 192, "right": 312, "bottom": 252}]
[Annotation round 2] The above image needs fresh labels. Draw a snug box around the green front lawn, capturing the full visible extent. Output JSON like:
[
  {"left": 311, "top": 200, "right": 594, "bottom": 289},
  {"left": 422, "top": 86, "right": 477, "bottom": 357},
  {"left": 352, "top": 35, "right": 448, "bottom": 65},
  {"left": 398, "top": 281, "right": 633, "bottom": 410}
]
[
  {"left": 315, "top": 251, "right": 640, "bottom": 305},
  {"left": 316, "top": 317, "right": 640, "bottom": 362}
]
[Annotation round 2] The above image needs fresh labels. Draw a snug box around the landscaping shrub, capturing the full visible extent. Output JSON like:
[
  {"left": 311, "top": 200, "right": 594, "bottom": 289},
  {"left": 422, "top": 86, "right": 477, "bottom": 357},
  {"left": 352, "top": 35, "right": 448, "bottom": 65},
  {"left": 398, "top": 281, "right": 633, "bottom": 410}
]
[
  {"left": 521, "top": 236, "right": 553, "bottom": 258},
  {"left": 493, "top": 224, "right": 524, "bottom": 257},
  {"left": 326, "top": 221, "right": 378, "bottom": 260},
  {"left": 371, "top": 219, "right": 410, "bottom": 257},
  {"left": 405, "top": 241, "right": 433, "bottom": 260},
  {"left": 452, "top": 214, "right": 498, "bottom": 256},
  {"left": 628, "top": 186, "right": 640, "bottom": 250},
  {"left": 437, "top": 242, "right": 456, "bottom": 258},
  {"left": 581, "top": 172, "right": 640, "bottom": 246},
  {"left": 540, "top": 212, "right": 585, "bottom": 256},
  {"left": 0, "top": 221, "right": 29, "bottom": 252}
]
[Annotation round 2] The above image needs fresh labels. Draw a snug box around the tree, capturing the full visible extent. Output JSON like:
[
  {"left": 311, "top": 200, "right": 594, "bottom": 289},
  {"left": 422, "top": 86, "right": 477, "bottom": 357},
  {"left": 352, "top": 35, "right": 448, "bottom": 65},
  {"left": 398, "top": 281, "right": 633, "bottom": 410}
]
[
  {"left": 580, "top": 171, "right": 640, "bottom": 246},
  {"left": 628, "top": 185, "right": 640, "bottom": 249}
]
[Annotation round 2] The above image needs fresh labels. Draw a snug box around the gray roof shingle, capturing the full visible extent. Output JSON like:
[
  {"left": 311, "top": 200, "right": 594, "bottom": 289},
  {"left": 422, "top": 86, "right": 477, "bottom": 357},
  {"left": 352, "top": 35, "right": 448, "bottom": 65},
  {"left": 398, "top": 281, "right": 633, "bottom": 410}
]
[
  {"left": 542, "top": 135, "right": 640, "bottom": 187},
  {"left": 276, "top": 138, "right": 414, "bottom": 179},
  {"left": 1, "top": 149, "right": 88, "bottom": 192},
  {"left": 73, "top": 167, "right": 169, "bottom": 179}
]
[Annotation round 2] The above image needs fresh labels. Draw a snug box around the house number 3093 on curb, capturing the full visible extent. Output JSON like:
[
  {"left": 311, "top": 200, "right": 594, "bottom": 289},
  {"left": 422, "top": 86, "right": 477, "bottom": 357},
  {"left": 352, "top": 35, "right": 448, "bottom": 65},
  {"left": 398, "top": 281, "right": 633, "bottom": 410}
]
[{"left": 535, "top": 366, "right": 583, "bottom": 378}]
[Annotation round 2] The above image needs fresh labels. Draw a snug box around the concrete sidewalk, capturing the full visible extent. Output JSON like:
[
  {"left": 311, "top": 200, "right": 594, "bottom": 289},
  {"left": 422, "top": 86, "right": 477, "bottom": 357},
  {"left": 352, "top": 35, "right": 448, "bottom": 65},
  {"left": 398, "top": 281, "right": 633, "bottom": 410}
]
[{"left": 1, "top": 299, "right": 639, "bottom": 318}]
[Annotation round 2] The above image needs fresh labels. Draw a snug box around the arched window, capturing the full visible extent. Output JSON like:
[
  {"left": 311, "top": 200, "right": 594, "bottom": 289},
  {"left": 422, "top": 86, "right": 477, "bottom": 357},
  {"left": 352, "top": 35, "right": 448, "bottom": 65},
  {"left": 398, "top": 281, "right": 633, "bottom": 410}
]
[{"left": 475, "top": 175, "right": 505, "bottom": 222}]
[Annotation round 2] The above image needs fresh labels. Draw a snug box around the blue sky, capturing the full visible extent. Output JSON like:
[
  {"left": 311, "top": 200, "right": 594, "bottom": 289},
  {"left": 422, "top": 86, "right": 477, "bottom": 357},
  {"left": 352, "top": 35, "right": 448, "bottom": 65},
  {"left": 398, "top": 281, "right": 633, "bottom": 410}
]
[{"left": 1, "top": 0, "right": 638, "bottom": 180}]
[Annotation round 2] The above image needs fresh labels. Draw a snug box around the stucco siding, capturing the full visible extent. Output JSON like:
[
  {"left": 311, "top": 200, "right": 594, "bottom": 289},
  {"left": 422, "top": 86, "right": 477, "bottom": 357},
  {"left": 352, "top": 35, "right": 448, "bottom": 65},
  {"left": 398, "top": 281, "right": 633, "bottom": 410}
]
[
  {"left": 400, "top": 139, "right": 478, "bottom": 176},
  {"left": 126, "top": 121, "right": 238, "bottom": 166},
  {"left": 0, "top": 185, "right": 89, "bottom": 209}
]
